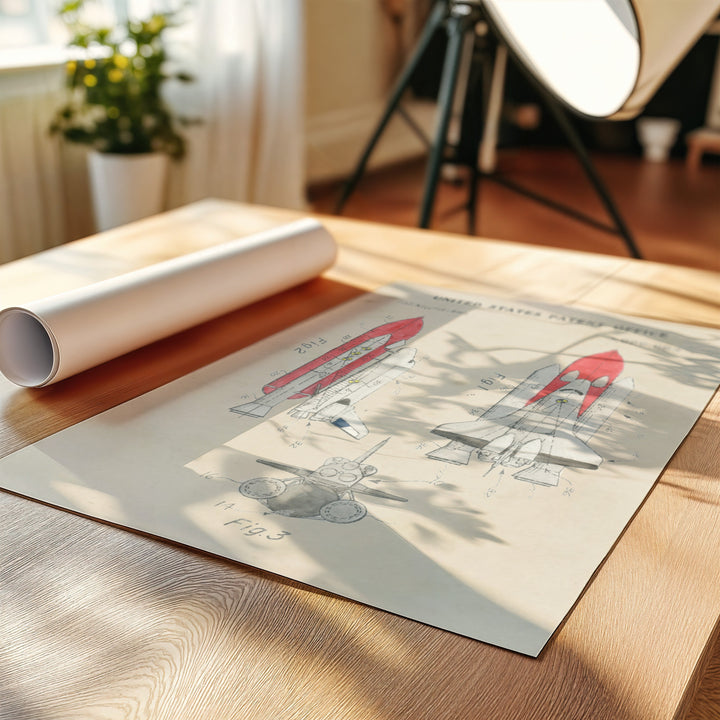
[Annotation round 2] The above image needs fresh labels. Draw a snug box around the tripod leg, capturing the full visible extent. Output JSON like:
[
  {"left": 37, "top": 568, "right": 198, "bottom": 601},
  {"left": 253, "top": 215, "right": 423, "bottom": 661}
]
[
  {"left": 334, "top": 0, "right": 447, "bottom": 214},
  {"left": 541, "top": 91, "right": 643, "bottom": 259},
  {"left": 478, "top": 43, "right": 507, "bottom": 174},
  {"left": 419, "top": 10, "right": 473, "bottom": 228},
  {"left": 466, "top": 35, "right": 500, "bottom": 235},
  {"left": 467, "top": 160, "right": 480, "bottom": 235},
  {"left": 439, "top": 23, "right": 476, "bottom": 183}
]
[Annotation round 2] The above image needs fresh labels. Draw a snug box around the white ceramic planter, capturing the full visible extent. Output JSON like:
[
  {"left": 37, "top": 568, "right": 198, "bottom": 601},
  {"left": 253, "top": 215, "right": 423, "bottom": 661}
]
[
  {"left": 87, "top": 151, "right": 169, "bottom": 231},
  {"left": 636, "top": 117, "right": 681, "bottom": 163}
]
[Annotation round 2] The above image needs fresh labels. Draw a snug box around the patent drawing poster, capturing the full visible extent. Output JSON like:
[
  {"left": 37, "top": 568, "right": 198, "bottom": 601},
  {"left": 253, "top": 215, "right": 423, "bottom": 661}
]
[{"left": 1, "top": 285, "right": 719, "bottom": 656}]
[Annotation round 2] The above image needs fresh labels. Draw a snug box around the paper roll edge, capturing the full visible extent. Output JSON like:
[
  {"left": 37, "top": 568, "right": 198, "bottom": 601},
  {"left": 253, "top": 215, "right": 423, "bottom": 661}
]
[{"left": 0, "top": 307, "right": 59, "bottom": 387}]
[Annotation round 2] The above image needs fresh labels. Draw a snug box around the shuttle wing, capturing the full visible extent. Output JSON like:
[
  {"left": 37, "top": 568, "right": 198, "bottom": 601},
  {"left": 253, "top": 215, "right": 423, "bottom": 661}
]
[
  {"left": 535, "top": 432, "right": 603, "bottom": 469},
  {"left": 256, "top": 458, "right": 313, "bottom": 477},
  {"left": 354, "top": 437, "right": 390, "bottom": 462},
  {"left": 352, "top": 483, "right": 408, "bottom": 502}
]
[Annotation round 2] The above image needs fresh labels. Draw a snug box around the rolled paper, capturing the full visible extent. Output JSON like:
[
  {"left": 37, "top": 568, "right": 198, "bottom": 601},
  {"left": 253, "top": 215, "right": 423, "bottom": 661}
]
[{"left": 0, "top": 218, "right": 337, "bottom": 387}]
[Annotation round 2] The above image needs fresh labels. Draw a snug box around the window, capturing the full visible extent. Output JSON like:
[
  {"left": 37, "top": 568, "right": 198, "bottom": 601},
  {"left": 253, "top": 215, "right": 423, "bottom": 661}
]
[
  {"left": 0, "top": 0, "right": 53, "bottom": 48},
  {"left": 0, "top": 1, "right": 139, "bottom": 69}
]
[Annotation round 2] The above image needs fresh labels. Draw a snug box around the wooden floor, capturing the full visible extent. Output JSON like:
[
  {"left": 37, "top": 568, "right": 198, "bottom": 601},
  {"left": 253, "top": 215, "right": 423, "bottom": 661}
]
[
  {"left": 310, "top": 148, "right": 720, "bottom": 272},
  {"left": 311, "top": 148, "right": 720, "bottom": 719}
]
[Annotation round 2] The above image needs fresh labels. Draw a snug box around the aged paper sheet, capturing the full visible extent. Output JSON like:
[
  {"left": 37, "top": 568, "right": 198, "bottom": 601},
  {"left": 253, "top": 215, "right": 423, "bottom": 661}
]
[{"left": 1, "top": 285, "right": 718, "bottom": 656}]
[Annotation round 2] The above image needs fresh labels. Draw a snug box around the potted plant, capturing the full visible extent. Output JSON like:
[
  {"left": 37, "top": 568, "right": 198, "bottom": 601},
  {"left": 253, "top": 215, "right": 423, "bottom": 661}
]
[{"left": 50, "top": 0, "right": 193, "bottom": 231}]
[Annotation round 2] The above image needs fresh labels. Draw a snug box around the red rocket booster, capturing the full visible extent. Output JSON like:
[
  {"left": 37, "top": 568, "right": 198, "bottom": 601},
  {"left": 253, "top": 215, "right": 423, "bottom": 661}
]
[
  {"left": 263, "top": 317, "right": 423, "bottom": 400},
  {"left": 525, "top": 350, "right": 624, "bottom": 416}
]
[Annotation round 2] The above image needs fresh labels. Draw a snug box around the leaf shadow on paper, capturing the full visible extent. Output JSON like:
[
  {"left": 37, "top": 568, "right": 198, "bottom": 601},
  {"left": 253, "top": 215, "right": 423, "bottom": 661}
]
[{"left": 0, "top": 490, "right": 646, "bottom": 720}]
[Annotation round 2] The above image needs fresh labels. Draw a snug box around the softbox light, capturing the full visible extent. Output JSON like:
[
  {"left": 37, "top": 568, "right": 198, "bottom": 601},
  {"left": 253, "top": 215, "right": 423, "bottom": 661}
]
[{"left": 483, "top": 0, "right": 720, "bottom": 119}]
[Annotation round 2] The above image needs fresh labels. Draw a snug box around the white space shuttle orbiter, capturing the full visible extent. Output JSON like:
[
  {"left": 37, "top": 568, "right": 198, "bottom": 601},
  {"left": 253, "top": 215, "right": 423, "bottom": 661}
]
[
  {"left": 289, "top": 347, "right": 417, "bottom": 438},
  {"left": 427, "top": 351, "right": 634, "bottom": 486}
]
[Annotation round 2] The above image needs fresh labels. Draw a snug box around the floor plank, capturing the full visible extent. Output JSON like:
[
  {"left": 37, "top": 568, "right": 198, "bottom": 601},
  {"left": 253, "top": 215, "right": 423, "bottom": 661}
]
[{"left": 310, "top": 149, "right": 720, "bottom": 272}]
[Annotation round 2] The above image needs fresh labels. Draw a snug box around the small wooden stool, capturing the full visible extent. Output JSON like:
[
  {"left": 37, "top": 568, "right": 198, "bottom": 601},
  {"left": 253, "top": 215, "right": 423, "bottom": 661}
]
[{"left": 686, "top": 127, "right": 720, "bottom": 170}]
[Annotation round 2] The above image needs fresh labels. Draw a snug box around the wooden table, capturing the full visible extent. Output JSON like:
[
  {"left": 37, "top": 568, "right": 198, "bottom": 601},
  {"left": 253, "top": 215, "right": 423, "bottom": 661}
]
[{"left": 1, "top": 199, "right": 719, "bottom": 720}]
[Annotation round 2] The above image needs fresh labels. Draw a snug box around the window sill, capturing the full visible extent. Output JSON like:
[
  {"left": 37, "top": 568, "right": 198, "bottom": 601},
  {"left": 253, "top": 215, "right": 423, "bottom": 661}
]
[
  {"left": 0, "top": 45, "right": 107, "bottom": 74},
  {"left": 0, "top": 46, "right": 71, "bottom": 73}
]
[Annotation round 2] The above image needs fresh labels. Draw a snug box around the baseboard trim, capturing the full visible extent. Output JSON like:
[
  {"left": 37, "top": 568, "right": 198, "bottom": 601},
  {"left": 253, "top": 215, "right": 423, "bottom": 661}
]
[{"left": 305, "top": 98, "right": 437, "bottom": 185}]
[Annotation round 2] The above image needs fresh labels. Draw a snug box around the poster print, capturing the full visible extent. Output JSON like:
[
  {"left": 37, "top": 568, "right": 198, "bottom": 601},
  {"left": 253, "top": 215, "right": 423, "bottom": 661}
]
[{"left": 1, "top": 285, "right": 718, "bottom": 656}]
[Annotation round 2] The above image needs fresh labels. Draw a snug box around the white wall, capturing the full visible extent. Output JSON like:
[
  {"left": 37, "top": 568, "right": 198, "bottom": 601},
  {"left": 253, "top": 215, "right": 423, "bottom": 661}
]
[
  {"left": 0, "top": 64, "right": 94, "bottom": 263},
  {"left": 304, "top": 0, "right": 435, "bottom": 184}
]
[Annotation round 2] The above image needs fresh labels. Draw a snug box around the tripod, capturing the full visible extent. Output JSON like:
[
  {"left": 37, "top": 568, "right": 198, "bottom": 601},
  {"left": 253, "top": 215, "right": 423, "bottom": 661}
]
[{"left": 334, "top": 0, "right": 642, "bottom": 259}]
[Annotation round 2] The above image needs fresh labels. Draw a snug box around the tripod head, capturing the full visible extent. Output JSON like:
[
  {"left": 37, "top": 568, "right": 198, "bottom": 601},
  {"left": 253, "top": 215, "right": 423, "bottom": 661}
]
[{"left": 447, "top": 0, "right": 484, "bottom": 19}]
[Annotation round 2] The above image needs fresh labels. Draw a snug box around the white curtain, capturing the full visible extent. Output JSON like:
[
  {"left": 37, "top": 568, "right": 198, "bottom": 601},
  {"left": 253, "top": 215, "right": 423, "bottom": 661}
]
[
  {"left": 0, "top": 0, "right": 306, "bottom": 263},
  {"left": 167, "top": 0, "right": 306, "bottom": 211},
  {"left": 165, "top": 0, "right": 306, "bottom": 211},
  {"left": 0, "top": 66, "right": 71, "bottom": 265}
]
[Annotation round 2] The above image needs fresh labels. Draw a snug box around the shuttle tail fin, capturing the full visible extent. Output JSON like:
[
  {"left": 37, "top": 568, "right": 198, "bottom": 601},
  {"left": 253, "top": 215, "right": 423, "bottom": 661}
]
[
  {"left": 230, "top": 401, "right": 271, "bottom": 418},
  {"left": 513, "top": 463, "right": 562, "bottom": 487},
  {"left": 427, "top": 441, "right": 473, "bottom": 465}
]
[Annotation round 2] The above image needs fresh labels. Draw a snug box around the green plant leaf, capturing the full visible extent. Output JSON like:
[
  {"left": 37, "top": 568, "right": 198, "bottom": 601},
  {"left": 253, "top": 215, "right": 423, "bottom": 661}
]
[{"left": 50, "top": 1, "right": 195, "bottom": 159}]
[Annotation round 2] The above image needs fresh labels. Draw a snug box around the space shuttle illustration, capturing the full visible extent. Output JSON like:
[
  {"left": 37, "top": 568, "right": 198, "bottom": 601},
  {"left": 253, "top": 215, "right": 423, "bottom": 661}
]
[
  {"left": 427, "top": 351, "right": 634, "bottom": 486},
  {"left": 289, "top": 346, "right": 417, "bottom": 438},
  {"left": 239, "top": 437, "right": 406, "bottom": 523},
  {"left": 231, "top": 317, "right": 423, "bottom": 421}
]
